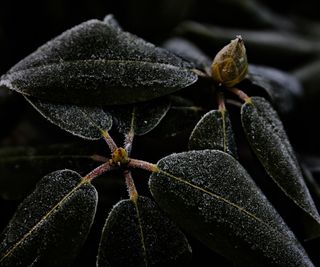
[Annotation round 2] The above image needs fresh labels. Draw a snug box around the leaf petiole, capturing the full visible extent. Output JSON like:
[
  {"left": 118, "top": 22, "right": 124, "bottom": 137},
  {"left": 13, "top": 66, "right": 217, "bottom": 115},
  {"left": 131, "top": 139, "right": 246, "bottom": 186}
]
[{"left": 128, "top": 159, "right": 159, "bottom": 173}]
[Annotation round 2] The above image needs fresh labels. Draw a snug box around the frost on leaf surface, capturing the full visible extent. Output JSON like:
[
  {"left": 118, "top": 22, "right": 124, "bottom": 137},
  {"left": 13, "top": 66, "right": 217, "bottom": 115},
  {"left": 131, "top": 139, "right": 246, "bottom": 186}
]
[
  {"left": 247, "top": 65, "right": 302, "bottom": 115},
  {"left": 0, "top": 15, "right": 197, "bottom": 105},
  {"left": 189, "top": 110, "right": 237, "bottom": 158},
  {"left": 107, "top": 97, "right": 171, "bottom": 136},
  {"left": 97, "top": 196, "right": 191, "bottom": 267},
  {"left": 26, "top": 96, "right": 112, "bottom": 140},
  {"left": 0, "top": 170, "right": 97, "bottom": 267},
  {"left": 149, "top": 150, "right": 314, "bottom": 267},
  {"left": 241, "top": 96, "right": 320, "bottom": 240}
]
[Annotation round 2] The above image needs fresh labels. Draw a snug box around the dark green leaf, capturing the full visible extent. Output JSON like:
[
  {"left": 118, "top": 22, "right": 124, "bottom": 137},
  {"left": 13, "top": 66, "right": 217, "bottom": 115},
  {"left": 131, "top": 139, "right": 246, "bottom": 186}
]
[
  {"left": 0, "top": 170, "right": 97, "bottom": 266},
  {"left": 163, "top": 37, "right": 211, "bottom": 73},
  {"left": 189, "top": 109, "right": 237, "bottom": 157},
  {"left": 25, "top": 96, "right": 112, "bottom": 140},
  {"left": 149, "top": 150, "right": 314, "bottom": 267},
  {"left": 0, "top": 144, "right": 98, "bottom": 200},
  {"left": 247, "top": 64, "right": 302, "bottom": 115},
  {"left": 241, "top": 96, "right": 320, "bottom": 240},
  {"left": 108, "top": 97, "right": 171, "bottom": 136},
  {"left": 97, "top": 196, "right": 191, "bottom": 267},
  {"left": 0, "top": 16, "right": 197, "bottom": 105}
]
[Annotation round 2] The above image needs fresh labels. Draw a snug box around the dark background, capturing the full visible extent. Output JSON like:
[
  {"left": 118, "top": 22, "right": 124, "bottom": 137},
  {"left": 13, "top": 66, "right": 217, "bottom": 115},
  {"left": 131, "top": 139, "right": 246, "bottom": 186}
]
[{"left": 1, "top": 0, "right": 320, "bottom": 266}]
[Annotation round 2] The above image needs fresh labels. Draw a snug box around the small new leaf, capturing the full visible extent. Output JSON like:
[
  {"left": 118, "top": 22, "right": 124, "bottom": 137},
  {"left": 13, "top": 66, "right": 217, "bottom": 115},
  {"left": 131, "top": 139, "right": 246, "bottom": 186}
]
[
  {"left": 97, "top": 196, "right": 191, "bottom": 267},
  {"left": 189, "top": 109, "right": 237, "bottom": 157},
  {"left": 149, "top": 150, "right": 314, "bottom": 267},
  {"left": 0, "top": 170, "right": 97, "bottom": 266},
  {"left": 241, "top": 96, "right": 320, "bottom": 240},
  {"left": 0, "top": 16, "right": 197, "bottom": 105}
]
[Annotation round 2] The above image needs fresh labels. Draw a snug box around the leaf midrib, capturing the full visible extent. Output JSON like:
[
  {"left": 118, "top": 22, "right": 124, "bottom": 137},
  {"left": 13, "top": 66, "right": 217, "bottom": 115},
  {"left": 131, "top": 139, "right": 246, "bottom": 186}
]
[
  {"left": 159, "top": 169, "right": 289, "bottom": 240},
  {"left": 0, "top": 179, "right": 87, "bottom": 263},
  {"left": 8, "top": 59, "right": 193, "bottom": 74}
]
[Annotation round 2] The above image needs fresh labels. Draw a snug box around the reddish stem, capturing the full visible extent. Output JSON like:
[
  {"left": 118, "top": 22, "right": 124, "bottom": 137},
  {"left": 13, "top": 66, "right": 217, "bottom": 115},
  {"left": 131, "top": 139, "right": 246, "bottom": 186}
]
[
  {"left": 90, "top": 154, "right": 109, "bottom": 163},
  {"left": 128, "top": 158, "right": 159, "bottom": 173},
  {"left": 124, "top": 170, "right": 138, "bottom": 201},
  {"left": 84, "top": 160, "right": 115, "bottom": 182},
  {"left": 101, "top": 131, "right": 118, "bottom": 153},
  {"left": 124, "top": 131, "right": 135, "bottom": 156},
  {"left": 228, "top": 87, "right": 250, "bottom": 102}
]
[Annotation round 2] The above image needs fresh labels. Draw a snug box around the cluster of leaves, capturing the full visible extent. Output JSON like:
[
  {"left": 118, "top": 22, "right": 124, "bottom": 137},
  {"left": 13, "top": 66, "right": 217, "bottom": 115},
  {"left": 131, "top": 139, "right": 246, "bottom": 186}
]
[{"left": 1, "top": 13, "right": 320, "bottom": 267}]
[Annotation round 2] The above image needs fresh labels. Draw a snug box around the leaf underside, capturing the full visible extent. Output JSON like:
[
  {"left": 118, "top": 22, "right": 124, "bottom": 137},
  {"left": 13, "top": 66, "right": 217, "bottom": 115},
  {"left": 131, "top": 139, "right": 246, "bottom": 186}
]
[
  {"left": 25, "top": 96, "right": 112, "bottom": 140},
  {"left": 0, "top": 16, "right": 197, "bottom": 105},
  {"left": 97, "top": 196, "right": 191, "bottom": 267},
  {"left": 107, "top": 97, "right": 171, "bottom": 136},
  {"left": 149, "top": 149, "right": 314, "bottom": 267},
  {"left": 189, "top": 109, "right": 237, "bottom": 158},
  {"left": 0, "top": 170, "right": 97, "bottom": 266},
  {"left": 241, "top": 96, "right": 320, "bottom": 240}
]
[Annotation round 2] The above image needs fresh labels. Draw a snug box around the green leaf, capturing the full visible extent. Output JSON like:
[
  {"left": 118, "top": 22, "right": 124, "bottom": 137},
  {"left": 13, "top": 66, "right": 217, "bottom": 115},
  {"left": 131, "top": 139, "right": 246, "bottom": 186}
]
[
  {"left": 149, "top": 150, "right": 314, "bottom": 267},
  {"left": 0, "top": 16, "right": 197, "bottom": 105},
  {"left": 241, "top": 96, "right": 320, "bottom": 240},
  {"left": 189, "top": 109, "right": 237, "bottom": 157},
  {"left": 0, "top": 170, "right": 97, "bottom": 266},
  {"left": 97, "top": 196, "right": 191, "bottom": 267},
  {"left": 0, "top": 144, "right": 98, "bottom": 200},
  {"left": 25, "top": 96, "right": 112, "bottom": 140},
  {"left": 247, "top": 65, "right": 302, "bottom": 115},
  {"left": 108, "top": 97, "right": 171, "bottom": 136},
  {"left": 163, "top": 37, "right": 211, "bottom": 73}
]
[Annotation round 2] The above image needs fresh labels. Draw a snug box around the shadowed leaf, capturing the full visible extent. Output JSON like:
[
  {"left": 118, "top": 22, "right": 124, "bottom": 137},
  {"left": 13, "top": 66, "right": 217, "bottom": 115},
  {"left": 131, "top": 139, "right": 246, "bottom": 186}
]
[
  {"left": 241, "top": 96, "right": 320, "bottom": 240},
  {"left": 247, "top": 65, "right": 302, "bottom": 115},
  {"left": 163, "top": 37, "right": 211, "bottom": 73},
  {"left": 25, "top": 96, "right": 112, "bottom": 140},
  {"left": 189, "top": 109, "right": 237, "bottom": 157},
  {"left": 0, "top": 16, "right": 197, "bottom": 105},
  {"left": 108, "top": 97, "right": 171, "bottom": 136},
  {"left": 97, "top": 196, "right": 191, "bottom": 267},
  {"left": 149, "top": 150, "right": 314, "bottom": 267},
  {"left": 0, "top": 170, "right": 97, "bottom": 266},
  {"left": 0, "top": 144, "right": 98, "bottom": 200}
]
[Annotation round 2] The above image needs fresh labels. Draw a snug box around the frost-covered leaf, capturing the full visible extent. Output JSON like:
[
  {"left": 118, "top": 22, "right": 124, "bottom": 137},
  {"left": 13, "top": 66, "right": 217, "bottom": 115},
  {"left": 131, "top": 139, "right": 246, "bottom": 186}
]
[
  {"left": 97, "top": 196, "right": 191, "bottom": 267},
  {"left": 189, "top": 109, "right": 237, "bottom": 157},
  {"left": 0, "top": 16, "right": 197, "bottom": 105},
  {"left": 0, "top": 170, "right": 97, "bottom": 266},
  {"left": 247, "top": 65, "right": 302, "bottom": 115},
  {"left": 241, "top": 96, "right": 320, "bottom": 240},
  {"left": 103, "top": 14, "right": 122, "bottom": 30},
  {"left": 0, "top": 144, "right": 98, "bottom": 200},
  {"left": 25, "top": 96, "right": 112, "bottom": 140},
  {"left": 108, "top": 97, "right": 171, "bottom": 136},
  {"left": 163, "top": 37, "right": 211, "bottom": 73},
  {"left": 149, "top": 150, "right": 314, "bottom": 267}
]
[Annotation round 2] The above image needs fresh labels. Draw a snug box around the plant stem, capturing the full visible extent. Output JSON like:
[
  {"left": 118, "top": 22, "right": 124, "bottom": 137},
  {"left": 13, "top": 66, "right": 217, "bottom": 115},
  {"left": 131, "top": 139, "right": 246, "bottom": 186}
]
[
  {"left": 124, "top": 170, "right": 138, "bottom": 201},
  {"left": 128, "top": 158, "right": 159, "bottom": 173},
  {"left": 228, "top": 87, "right": 250, "bottom": 102},
  {"left": 124, "top": 130, "right": 135, "bottom": 156},
  {"left": 101, "top": 130, "right": 118, "bottom": 153},
  {"left": 83, "top": 161, "right": 115, "bottom": 182},
  {"left": 218, "top": 92, "right": 226, "bottom": 112}
]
